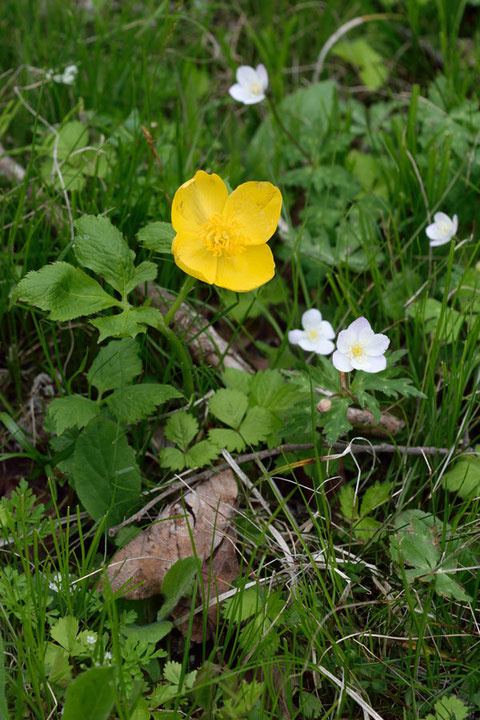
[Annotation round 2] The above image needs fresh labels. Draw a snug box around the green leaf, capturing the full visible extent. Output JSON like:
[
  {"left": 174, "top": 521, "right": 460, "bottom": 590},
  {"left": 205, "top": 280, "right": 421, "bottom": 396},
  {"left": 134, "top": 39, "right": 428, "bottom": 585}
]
[
  {"left": 73, "top": 417, "right": 142, "bottom": 526},
  {"left": 209, "top": 389, "right": 248, "bottom": 429},
  {"left": 185, "top": 440, "right": 220, "bottom": 469},
  {"left": 47, "top": 395, "right": 100, "bottom": 435},
  {"left": 0, "top": 633, "right": 8, "bottom": 720},
  {"left": 352, "top": 371, "right": 426, "bottom": 400},
  {"left": 221, "top": 368, "right": 252, "bottom": 395},
  {"left": 87, "top": 338, "right": 142, "bottom": 394},
  {"left": 137, "top": 221, "right": 175, "bottom": 253},
  {"left": 74, "top": 215, "right": 136, "bottom": 295},
  {"left": 408, "top": 297, "right": 464, "bottom": 344},
  {"left": 45, "top": 643, "right": 72, "bottom": 687},
  {"left": 339, "top": 485, "right": 357, "bottom": 520},
  {"left": 91, "top": 306, "right": 162, "bottom": 342},
  {"left": 434, "top": 573, "right": 472, "bottom": 602},
  {"left": 332, "top": 39, "right": 388, "bottom": 90},
  {"left": 122, "top": 621, "right": 172, "bottom": 644},
  {"left": 164, "top": 411, "right": 198, "bottom": 452},
  {"left": 239, "top": 406, "right": 272, "bottom": 445},
  {"left": 106, "top": 383, "right": 182, "bottom": 424},
  {"left": 443, "top": 450, "right": 480, "bottom": 499},
  {"left": 423, "top": 694, "right": 469, "bottom": 720},
  {"left": 125, "top": 261, "right": 157, "bottom": 293},
  {"left": 158, "top": 557, "right": 202, "bottom": 620},
  {"left": 13, "top": 262, "right": 117, "bottom": 320},
  {"left": 360, "top": 481, "right": 392, "bottom": 516},
  {"left": 208, "top": 428, "right": 245, "bottom": 453},
  {"left": 354, "top": 516, "right": 383, "bottom": 540},
  {"left": 317, "top": 398, "right": 352, "bottom": 444},
  {"left": 250, "top": 370, "right": 302, "bottom": 413},
  {"left": 158, "top": 447, "right": 186, "bottom": 471},
  {"left": 299, "top": 690, "right": 323, "bottom": 719},
  {"left": 62, "top": 667, "right": 116, "bottom": 720},
  {"left": 50, "top": 616, "right": 79, "bottom": 653},
  {"left": 53, "top": 121, "right": 88, "bottom": 160},
  {"left": 223, "top": 587, "right": 264, "bottom": 623}
]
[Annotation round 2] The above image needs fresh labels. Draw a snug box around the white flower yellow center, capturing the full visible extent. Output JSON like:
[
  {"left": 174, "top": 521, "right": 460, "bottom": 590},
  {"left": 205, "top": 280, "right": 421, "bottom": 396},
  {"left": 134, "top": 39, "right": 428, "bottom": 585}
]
[
  {"left": 200, "top": 213, "right": 245, "bottom": 258},
  {"left": 307, "top": 329, "right": 319, "bottom": 340},
  {"left": 251, "top": 82, "right": 261, "bottom": 95},
  {"left": 439, "top": 221, "right": 451, "bottom": 235},
  {"left": 349, "top": 343, "right": 366, "bottom": 360}
]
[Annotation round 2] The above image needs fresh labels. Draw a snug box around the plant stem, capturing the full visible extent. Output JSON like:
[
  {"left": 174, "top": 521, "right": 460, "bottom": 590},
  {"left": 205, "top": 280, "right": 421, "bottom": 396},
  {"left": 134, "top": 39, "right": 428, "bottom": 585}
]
[
  {"left": 163, "top": 274, "right": 196, "bottom": 327},
  {"left": 158, "top": 320, "right": 194, "bottom": 399},
  {"left": 340, "top": 372, "right": 355, "bottom": 399},
  {"left": 266, "top": 95, "right": 312, "bottom": 165}
]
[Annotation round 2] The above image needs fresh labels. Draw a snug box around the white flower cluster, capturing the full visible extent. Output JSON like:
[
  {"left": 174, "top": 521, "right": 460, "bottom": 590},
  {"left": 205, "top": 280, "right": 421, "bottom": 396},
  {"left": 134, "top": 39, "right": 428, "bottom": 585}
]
[
  {"left": 45, "top": 64, "right": 78, "bottom": 86},
  {"left": 289, "top": 312, "right": 390, "bottom": 374}
]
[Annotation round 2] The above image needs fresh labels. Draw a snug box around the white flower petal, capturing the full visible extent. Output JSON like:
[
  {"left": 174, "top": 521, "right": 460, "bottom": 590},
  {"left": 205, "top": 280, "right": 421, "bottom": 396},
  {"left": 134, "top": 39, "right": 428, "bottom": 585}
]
[
  {"left": 348, "top": 316, "right": 371, "bottom": 340},
  {"left": 319, "top": 320, "right": 335, "bottom": 340},
  {"left": 336, "top": 327, "right": 352, "bottom": 354},
  {"left": 332, "top": 350, "right": 353, "bottom": 372},
  {"left": 364, "top": 333, "right": 390, "bottom": 356},
  {"left": 426, "top": 223, "right": 448, "bottom": 241},
  {"left": 429, "top": 235, "right": 452, "bottom": 247},
  {"left": 288, "top": 329, "right": 305, "bottom": 346},
  {"left": 452, "top": 214, "right": 458, "bottom": 235},
  {"left": 433, "top": 211, "right": 453, "bottom": 227},
  {"left": 228, "top": 83, "right": 253, "bottom": 103},
  {"left": 256, "top": 64, "right": 269, "bottom": 91},
  {"left": 353, "top": 354, "right": 387, "bottom": 373},
  {"left": 311, "top": 338, "right": 335, "bottom": 356},
  {"left": 236, "top": 65, "right": 258, "bottom": 87},
  {"left": 239, "top": 92, "right": 265, "bottom": 105},
  {"left": 302, "top": 308, "right": 323, "bottom": 329}
]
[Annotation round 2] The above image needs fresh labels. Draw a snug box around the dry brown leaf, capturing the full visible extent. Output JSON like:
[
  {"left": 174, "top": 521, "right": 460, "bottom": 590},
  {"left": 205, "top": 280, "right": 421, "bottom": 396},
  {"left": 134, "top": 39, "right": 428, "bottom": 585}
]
[{"left": 105, "top": 470, "right": 238, "bottom": 601}]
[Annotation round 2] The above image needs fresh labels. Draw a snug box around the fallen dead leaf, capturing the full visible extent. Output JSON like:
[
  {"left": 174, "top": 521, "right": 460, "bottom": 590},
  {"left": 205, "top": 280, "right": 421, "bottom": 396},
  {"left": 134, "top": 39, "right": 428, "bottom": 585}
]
[{"left": 105, "top": 470, "right": 238, "bottom": 602}]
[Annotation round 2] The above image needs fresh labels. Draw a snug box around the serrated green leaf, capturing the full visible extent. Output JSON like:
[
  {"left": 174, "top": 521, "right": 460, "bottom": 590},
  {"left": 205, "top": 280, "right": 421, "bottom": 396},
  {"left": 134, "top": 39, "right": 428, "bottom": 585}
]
[
  {"left": 50, "top": 616, "right": 79, "bottom": 653},
  {"left": 435, "top": 573, "right": 472, "bottom": 602},
  {"left": 13, "top": 262, "right": 117, "bottom": 320},
  {"left": 443, "top": 450, "right": 480, "bottom": 499},
  {"left": 158, "top": 446, "right": 186, "bottom": 471},
  {"left": 208, "top": 428, "right": 245, "bottom": 452},
  {"left": 87, "top": 338, "right": 142, "bottom": 394},
  {"left": 62, "top": 667, "right": 116, "bottom": 720},
  {"left": 90, "top": 306, "right": 162, "bottom": 342},
  {"left": 299, "top": 690, "right": 323, "bottom": 719},
  {"left": 74, "top": 215, "right": 136, "bottom": 295},
  {"left": 164, "top": 411, "right": 198, "bottom": 451},
  {"left": 239, "top": 406, "right": 272, "bottom": 445},
  {"left": 137, "top": 221, "right": 175, "bottom": 253},
  {"left": 125, "top": 261, "right": 157, "bottom": 294},
  {"left": 318, "top": 397, "right": 351, "bottom": 444},
  {"left": 221, "top": 368, "right": 252, "bottom": 395},
  {"left": 360, "top": 481, "right": 392, "bottom": 516},
  {"left": 106, "top": 383, "right": 182, "bottom": 423},
  {"left": 354, "top": 516, "right": 382, "bottom": 540},
  {"left": 122, "top": 621, "right": 172, "bottom": 644},
  {"left": 339, "top": 485, "right": 357, "bottom": 520},
  {"left": 47, "top": 395, "right": 100, "bottom": 435},
  {"left": 73, "top": 417, "right": 141, "bottom": 526},
  {"left": 185, "top": 440, "right": 219, "bottom": 468},
  {"left": 353, "top": 371, "right": 426, "bottom": 400},
  {"left": 250, "top": 370, "right": 302, "bottom": 413},
  {"left": 333, "top": 39, "right": 387, "bottom": 90},
  {"left": 163, "top": 661, "right": 182, "bottom": 686},
  {"left": 209, "top": 389, "right": 248, "bottom": 429},
  {"left": 423, "top": 694, "right": 469, "bottom": 720},
  {"left": 158, "top": 557, "right": 201, "bottom": 620}
]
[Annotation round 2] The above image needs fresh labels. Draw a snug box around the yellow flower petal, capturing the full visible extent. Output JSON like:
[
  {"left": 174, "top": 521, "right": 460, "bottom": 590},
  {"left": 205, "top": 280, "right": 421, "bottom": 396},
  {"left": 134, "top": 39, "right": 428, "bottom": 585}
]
[
  {"left": 223, "top": 181, "right": 282, "bottom": 245},
  {"left": 172, "top": 170, "right": 228, "bottom": 235},
  {"left": 172, "top": 233, "right": 218, "bottom": 284},
  {"left": 214, "top": 244, "right": 275, "bottom": 292}
]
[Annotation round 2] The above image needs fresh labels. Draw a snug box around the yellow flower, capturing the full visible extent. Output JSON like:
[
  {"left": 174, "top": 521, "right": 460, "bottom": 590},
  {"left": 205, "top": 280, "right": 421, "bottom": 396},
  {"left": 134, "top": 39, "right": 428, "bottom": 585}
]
[{"left": 171, "top": 170, "right": 282, "bottom": 292}]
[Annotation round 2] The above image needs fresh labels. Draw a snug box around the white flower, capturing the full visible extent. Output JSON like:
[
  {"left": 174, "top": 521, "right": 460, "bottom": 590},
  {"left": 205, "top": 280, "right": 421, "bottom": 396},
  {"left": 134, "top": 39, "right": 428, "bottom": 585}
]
[
  {"left": 332, "top": 317, "right": 389, "bottom": 374},
  {"left": 288, "top": 309, "right": 335, "bottom": 355},
  {"left": 426, "top": 212, "right": 458, "bottom": 247},
  {"left": 48, "top": 572, "right": 62, "bottom": 592},
  {"left": 104, "top": 651, "right": 112, "bottom": 664},
  {"left": 53, "top": 64, "right": 78, "bottom": 86},
  {"left": 228, "top": 64, "right": 268, "bottom": 105},
  {"left": 85, "top": 634, "right": 96, "bottom": 647}
]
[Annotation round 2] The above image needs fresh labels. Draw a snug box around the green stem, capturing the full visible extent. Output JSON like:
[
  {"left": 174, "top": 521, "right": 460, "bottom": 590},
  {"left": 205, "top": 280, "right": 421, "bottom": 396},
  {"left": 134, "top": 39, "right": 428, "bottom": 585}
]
[
  {"left": 266, "top": 95, "right": 312, "bottom": 165},
  {"left": 163, "top": 275, "right": 196, "bottom": 327},
  {"left": 158, "top": 320, "right": 194, "bottom": 399},
  {"left": 340, "top": 371, "right": 355, "bottom": 400}
]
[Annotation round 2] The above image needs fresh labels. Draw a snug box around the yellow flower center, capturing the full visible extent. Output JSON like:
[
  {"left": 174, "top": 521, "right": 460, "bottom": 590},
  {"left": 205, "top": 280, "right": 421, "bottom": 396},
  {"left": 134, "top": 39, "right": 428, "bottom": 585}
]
[
  {"left": 308, "top": 330, "right": 318, "bottom": 340},
  {"left": 251, "top": 82, "right": 261, "bottom": 95},
  {"left": 200, "top": 213, "right": 245, "bottom": 258},
  {"left": 350, "top": 343, "right": 365, "bottom": 359}
]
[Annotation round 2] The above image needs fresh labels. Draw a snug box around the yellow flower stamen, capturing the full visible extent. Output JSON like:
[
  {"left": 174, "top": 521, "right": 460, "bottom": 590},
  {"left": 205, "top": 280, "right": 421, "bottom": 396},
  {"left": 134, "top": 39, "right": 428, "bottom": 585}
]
[
  {"left": 200, "top": 213, "right": 245, "bottom": 258},
  {"left": 251, "top": 82, "right": 261, "bottom": 95},
  {"left": 308, "top": 330, "right": 318, "bottom": 340},
  {"left": 350, "top": 343, "right": 365, "bottom": 358}
]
